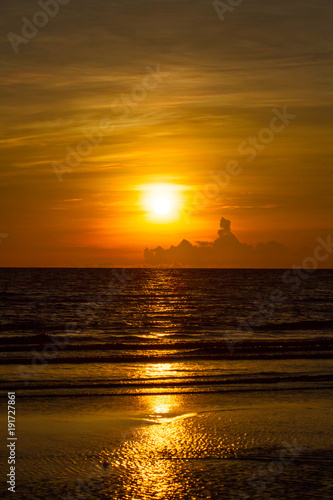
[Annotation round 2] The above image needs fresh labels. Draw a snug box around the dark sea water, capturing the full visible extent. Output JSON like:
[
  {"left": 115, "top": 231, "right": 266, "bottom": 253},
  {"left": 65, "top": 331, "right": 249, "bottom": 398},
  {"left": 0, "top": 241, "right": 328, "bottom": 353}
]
[{"left": 0, "top": 268, "right": 332, "bottom": 396}]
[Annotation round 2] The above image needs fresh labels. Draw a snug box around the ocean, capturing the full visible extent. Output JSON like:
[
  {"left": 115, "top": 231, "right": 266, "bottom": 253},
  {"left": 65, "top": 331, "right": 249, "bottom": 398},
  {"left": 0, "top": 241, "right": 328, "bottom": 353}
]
[
  {"left": 0, "top": 268, "right": 332, "bottom": 499},
  {"left": 1, "top": 268, "right": 332, "bottom": 397}
]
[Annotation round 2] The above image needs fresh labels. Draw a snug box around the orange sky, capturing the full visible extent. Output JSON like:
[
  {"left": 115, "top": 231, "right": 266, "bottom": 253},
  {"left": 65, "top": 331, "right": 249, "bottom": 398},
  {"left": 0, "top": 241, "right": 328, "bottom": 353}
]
[{"left": 0, "top": 0, "right": 332, "bottom": 267}]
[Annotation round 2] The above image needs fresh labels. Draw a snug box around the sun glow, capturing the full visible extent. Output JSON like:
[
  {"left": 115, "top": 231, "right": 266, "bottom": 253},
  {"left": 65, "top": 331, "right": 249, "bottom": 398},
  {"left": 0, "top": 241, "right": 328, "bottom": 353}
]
[{"left": 140, "top": 183, "right": 184, "bottom": 221}]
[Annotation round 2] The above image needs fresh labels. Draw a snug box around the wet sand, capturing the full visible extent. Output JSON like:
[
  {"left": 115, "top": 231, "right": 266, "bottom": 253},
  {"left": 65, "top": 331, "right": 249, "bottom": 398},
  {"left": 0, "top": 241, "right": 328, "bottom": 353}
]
[{"left": 0, "top": 389, "right": 332, "bottom": 499}]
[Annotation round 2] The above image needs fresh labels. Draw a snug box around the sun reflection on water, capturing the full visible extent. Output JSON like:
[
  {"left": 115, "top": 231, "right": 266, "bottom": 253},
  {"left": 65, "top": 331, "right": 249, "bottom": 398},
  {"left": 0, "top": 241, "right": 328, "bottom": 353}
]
[
  {"left": 93, "top": 393, "right": 249, "bottom": 499},
  {"left": 145, "top": 363, "right": 174, "bottom": 378},
  {"left": 153, "top": 401, "right": 171, "bottom": 414}
]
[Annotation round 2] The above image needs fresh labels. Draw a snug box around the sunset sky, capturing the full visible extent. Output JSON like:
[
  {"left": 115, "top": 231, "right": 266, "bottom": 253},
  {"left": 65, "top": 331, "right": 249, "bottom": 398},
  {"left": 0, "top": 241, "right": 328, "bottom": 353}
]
[{"left": 0, "top": 0, "right": 332, "bottom": 267}]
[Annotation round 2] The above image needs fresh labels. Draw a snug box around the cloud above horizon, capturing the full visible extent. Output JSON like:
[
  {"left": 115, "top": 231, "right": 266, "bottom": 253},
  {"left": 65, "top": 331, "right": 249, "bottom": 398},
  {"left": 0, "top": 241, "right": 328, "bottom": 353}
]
[{"left": 144, "top": 217, "right": 332, "bottom": 268}]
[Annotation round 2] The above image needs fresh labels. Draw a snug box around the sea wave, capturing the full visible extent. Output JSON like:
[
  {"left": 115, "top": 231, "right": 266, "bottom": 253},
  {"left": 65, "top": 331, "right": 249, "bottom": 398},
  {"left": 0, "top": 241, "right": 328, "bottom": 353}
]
[{"left": 1, "top": 337, "right": 332, "bottom": 364}]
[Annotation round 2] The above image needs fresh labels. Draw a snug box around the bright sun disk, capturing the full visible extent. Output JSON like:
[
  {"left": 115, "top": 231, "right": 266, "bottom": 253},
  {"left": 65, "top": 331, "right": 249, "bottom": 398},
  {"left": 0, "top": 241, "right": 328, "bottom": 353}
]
[{"left": 153, "top": 198, "right": 171, "bottom": 215}]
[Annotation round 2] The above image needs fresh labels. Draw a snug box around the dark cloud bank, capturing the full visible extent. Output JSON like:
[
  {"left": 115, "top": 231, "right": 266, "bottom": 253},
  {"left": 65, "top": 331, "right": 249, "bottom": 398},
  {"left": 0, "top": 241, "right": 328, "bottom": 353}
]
[{"left": 144, "top": 217, "right": 319, "bottom": 268}]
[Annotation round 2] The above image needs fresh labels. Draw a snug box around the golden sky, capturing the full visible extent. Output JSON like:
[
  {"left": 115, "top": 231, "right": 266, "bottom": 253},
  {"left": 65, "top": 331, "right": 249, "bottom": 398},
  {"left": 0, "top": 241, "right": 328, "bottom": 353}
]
[{"left": 0, "top": 0, "right": 332, "bottom": 267}]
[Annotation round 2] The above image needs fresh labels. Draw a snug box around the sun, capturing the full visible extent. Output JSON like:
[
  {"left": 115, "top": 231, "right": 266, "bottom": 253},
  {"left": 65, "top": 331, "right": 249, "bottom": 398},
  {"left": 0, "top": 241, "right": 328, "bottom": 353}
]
[
  {"left": 139, "top": 182, "right": 184, "bottom": 222},
  {"left": 153, "top": 198, "right": 171, "bottom": 215}
]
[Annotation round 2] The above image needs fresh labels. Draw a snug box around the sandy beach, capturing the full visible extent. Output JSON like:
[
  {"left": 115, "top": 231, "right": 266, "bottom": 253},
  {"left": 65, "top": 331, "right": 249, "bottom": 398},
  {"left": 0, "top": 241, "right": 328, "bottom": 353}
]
[{"left": 1, "top": 388, "right": 332, "bottom": 499}]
